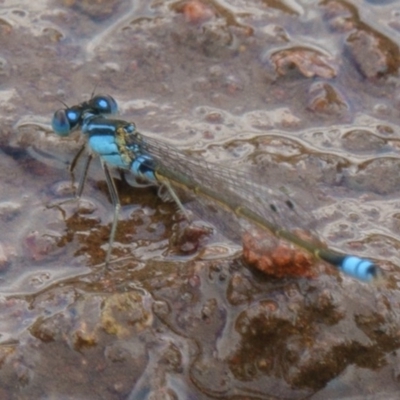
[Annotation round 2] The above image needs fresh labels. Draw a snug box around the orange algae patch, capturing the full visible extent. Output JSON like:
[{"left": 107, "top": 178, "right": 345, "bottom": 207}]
[
  {"left": 242, "top": 229, "right": 319, "bottom": 279},
  {"left": 180, "top": 0, "right": 215, "bottom": 23}
]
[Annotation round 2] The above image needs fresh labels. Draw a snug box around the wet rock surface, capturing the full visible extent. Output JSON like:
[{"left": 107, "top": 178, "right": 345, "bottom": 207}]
[{"left": 1, "top": 0, "right": 400, "bottom": 399}]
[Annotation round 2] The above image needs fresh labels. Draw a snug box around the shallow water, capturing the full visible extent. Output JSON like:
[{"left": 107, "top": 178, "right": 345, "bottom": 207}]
[{"left": 1, "top": 0, "right": 400, "bottom": 399}]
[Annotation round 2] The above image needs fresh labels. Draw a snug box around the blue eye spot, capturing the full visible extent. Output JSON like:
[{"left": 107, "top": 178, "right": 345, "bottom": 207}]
[
  {"left": 66, "top": 109, "right": 80, "bottom": 122},
  {"left": 91, "top": 95, "right": 118, "bottom": 115},
  {"left": 52, "top": 108, "right": 82, "bottom": 136},
  {"left": 98, "top": 99, "right": 107, "bottom": 109}
]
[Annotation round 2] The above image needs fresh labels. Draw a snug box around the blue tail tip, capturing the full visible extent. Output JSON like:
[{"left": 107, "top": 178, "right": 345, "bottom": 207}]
[{"left": 341, "top": 256, "right": 378, "bottom": 282}]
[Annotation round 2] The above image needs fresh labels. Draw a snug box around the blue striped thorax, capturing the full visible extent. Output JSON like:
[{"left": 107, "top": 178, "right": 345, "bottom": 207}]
[{"left": 80, "top": 113, "right": 156, "bottom": 182}]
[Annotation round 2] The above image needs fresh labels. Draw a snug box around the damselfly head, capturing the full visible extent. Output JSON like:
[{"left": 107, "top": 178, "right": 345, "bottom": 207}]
[{"left": 51, "top": 94, "right": 119, "bottom": 137}]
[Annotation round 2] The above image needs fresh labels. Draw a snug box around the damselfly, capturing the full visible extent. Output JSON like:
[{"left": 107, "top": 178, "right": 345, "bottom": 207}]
[{"left": 51, "top": 95, "right": 381, "bottom": 282}]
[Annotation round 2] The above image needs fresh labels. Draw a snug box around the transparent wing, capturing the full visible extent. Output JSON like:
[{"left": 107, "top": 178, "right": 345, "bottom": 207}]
[{"left": 129, "top": 131, "right": 316, "bottom": 238}]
